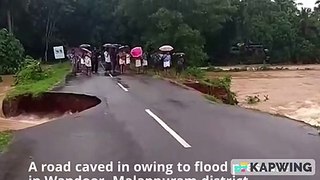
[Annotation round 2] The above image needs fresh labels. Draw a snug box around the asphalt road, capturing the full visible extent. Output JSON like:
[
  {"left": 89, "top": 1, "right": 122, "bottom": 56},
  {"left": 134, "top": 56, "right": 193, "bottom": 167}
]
[{"left": 0, "top": 73, "right": 319, "bottom": 180}]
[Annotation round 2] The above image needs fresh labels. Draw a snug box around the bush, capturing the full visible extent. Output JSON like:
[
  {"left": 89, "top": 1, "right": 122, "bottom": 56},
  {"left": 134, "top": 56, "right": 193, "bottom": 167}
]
[
  {"left": 15, "top": 58, "right": 51, "bottom": 85},
  {"left": 205, "top": 75, "right": 232, "bottom": 89},
  {"left": 0, "top": 28, "right": 25, "bottom": 75},
  {"left": 0, "top": 131, "right": 12, "bottom": 152},
  {"left": 203, "top": 75, "right": 238, "bottom": 105},
  {"left": 0, "top": 76, "right": 2, "bottom": 82},
  {"left": 184, "top": 67, "right": 205, "bottom": 79}
]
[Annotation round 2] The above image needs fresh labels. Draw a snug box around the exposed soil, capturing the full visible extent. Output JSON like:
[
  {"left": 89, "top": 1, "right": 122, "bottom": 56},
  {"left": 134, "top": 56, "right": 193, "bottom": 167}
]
[
  {"left": 184, "top": 82, "right": 225, "bottom": 96},
  {"left": 2, "top": 92, "right": 101, "bottom": 118},
  {"left": 183, "top": 81, "right": 237, "bottom": 105},
  {"left": 0, "top": 75, "right": 14, "bottom": 117},
  {"left": 207, "top": 66, "right": 320, "bottom": 127},
  {"left": 0, "top": 75, "right": 101, "bottom": 131}
]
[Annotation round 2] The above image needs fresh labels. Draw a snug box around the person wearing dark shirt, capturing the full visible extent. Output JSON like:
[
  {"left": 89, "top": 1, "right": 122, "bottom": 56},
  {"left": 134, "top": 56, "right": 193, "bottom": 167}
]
[
  {"left": 110, "top": 48, "right": 117, "bottom": 75},
  {"left": 176, "top": 54, "right": 185, "bottom": 76},
  {"left": 91, "top": 48, "right": 99, "bottom": 74}
]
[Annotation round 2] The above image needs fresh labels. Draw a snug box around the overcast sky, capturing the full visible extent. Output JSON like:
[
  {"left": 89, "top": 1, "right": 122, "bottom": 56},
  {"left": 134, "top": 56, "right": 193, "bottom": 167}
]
[{"left": 296, "top": 0, "right": 317, "bottom": 8}]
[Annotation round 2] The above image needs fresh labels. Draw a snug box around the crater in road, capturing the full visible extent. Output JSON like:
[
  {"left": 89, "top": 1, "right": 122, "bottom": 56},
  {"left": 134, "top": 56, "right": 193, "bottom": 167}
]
[{"left": 2, "top": 92, "right": 101, "bottom": 119}]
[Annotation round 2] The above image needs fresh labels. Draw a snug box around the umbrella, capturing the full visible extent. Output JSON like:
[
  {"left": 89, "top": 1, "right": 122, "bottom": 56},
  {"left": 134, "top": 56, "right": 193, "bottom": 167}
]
[
  {"left": 81, "top": 48, "right": 91, "bottom": 53},
  {"left": 113, "top": 44, "right": 122, "bottom": 49},
  {"left": 119, "top": 45, "right": 129, "bottom": 50},
  {"left": 173, "top": 52, "right": 185, "bottom": 56},
  {"left": 103, "top": 43, "right": 113, "bottom": 48},
  {"left": 131, "top": 47, "right": 143, "bottom": 58},
  {"left": 80, "top": 44, "right": 91, "bottom": 48},
  {"left": 159, "top": 45, "right": 174, "bottom": 52}
]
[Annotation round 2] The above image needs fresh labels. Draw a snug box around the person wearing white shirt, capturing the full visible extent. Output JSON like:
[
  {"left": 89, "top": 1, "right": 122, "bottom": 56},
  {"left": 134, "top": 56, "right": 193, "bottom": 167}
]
[
  {"left": 161, "top": 52, "right": 171, "bottom": 75},
  {"left": 104, "top": 50, "right": 111, "bottom": 73},
  {"left": 84, "top": 54, "right": 92, "bottom": 76}
]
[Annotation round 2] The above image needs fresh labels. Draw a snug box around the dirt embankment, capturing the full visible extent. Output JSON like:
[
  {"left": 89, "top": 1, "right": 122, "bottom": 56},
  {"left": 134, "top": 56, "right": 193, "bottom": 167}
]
[
  {"left": 0, "top": 75, "right": 14, "bottom": 117},
  {"left": 183, "top": 82, "right": 237, "bottom": 105},
  {"left": 2, "top": 92, "right": 101, "bottom": 118},
  {"left": 0, "top": 92, "right": 101, "bottom": 131}
]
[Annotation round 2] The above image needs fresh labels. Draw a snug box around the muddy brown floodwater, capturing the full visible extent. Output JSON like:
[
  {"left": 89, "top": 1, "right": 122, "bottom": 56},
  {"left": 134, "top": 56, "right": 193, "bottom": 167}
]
[
  {"left": 0, "top": 75, "right": 26, "bottom": 131},
  {"left": 207, "top": 65, "right": 320, "bottom": 127}
]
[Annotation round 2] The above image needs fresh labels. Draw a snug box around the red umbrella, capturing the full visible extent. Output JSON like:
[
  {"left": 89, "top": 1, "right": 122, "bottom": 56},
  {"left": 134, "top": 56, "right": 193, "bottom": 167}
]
[{"left": 131, "top": 47, "right": 143, "bottom": 58}]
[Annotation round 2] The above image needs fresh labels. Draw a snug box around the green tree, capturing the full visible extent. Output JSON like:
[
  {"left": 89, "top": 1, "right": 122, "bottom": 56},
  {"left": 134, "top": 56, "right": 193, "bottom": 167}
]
[
  {"left": 0, "top": 28, "right": 25, "bottom": 74},
  {"left": 28, "top": 0, "right": 76, "bottom": 61}
]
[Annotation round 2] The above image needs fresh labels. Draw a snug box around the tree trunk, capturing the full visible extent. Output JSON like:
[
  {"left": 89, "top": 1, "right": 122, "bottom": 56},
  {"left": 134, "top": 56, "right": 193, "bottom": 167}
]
[
  {"left": 44, "top": 13, "right": 51, "bottom": 62},
  {"left": 7, "top": 10, "right": 13, "bottom": 33}
]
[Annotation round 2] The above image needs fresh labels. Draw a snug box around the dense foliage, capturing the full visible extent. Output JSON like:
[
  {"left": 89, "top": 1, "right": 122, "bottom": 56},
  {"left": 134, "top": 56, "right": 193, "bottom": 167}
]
[
  {"left": 1, "top": 0, "right": 320, "bottom": 65},
  {"left": 15, "top": 58, "right": 49, "bottom": 85},
  {"left": 8, "top": 62, "right": 71, "bottom": 98},
  {"left": 0, "top": 28, "right": 25, "bottom": 74}
]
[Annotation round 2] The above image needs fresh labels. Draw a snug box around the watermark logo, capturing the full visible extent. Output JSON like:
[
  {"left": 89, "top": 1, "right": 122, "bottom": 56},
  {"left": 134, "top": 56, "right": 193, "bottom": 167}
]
[
  {"left": 231, "top": 159, "right": 316, "bottom": 176},
  {"left": 233, "top": 162, "right": 249, "bottom": 173}
]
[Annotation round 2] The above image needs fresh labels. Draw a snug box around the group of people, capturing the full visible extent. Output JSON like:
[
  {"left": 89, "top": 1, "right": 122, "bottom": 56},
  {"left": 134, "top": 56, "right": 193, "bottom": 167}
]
[
  {"left": 103, "top": 46, "right": 149, "bottom": 75},
  {"left": 68, "top": 47, "right": 100, "bottom": 76},
  {"left": 68, "top": 44, "right": 186, "bottom": 76},
  {"left": 149, "top": 52, "right": 186, "bottom": 76}
]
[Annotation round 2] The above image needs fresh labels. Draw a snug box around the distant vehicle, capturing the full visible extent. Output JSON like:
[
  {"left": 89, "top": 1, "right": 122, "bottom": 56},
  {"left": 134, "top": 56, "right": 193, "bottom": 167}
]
[{"left": 230, "top": 42, "right": 269, "bottom": 64}]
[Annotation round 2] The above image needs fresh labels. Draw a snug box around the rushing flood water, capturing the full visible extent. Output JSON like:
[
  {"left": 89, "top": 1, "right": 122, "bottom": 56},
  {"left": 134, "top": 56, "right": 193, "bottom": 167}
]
[
  {"left": 207, "top": 67, "right": 320, "bottom": 127},
  {"left": 0, "top": 75, "right": 45, "bottom": 131}
]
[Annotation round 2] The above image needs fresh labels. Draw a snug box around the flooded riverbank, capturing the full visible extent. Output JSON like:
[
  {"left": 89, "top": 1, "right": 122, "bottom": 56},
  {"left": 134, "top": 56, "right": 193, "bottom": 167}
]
[
  {"left": 0, "top": 75, "right": 35, "bottom": 131},
  {"left": 207, "top": 67, "right": 320, "bottom": 127}
]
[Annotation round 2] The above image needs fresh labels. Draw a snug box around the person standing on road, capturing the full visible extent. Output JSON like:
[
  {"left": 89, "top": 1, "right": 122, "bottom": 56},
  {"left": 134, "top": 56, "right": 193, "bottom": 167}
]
[
  {"left": 142, "top": 52, "right": 148, "bottom": 74},
  {"left": 104, "top": 49, "right": 111, "bottom": 74},
  {"left": 91, "top": 48, "right": 99, "bottom": 74},
  {"left": 110, "top": 48, "right": 117, "bottom": 75},
  {"left": 135, "top": 56, "right": 142, "bottom": 74},
  {"left": 84, "top": 53, "right": 92, "bottom": 76},
  {"left": 119, "top": 50, "right": 126, "bottom": 74},
  {"left": 80, "top": 54, "right": 86, "bottom": 74},
  {"left": 176, "top": 54, "right": 185, "bottom": 76},
  {"left": 150, "top": 52, "right": 160, "bottom": 75},
  {"left": 162, "top": 52, "right": 171, "bottom": 75},
  {"left": 125, "top": 50, "right": 131, "bottom": 72},
  {"left": 69, "top": 49, "right": 77, "bottom": 75}
]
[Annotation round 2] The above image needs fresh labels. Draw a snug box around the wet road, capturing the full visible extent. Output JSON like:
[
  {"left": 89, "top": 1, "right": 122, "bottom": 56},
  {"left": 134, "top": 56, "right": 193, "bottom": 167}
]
[{"left": 0, "top": 73, "right": 319, "bottom": 180}]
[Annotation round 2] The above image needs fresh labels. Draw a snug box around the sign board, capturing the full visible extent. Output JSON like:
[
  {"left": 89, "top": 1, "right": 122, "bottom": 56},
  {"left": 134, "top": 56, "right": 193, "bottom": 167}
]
[{"left": 53, "top": 46, "right": 65, "bottom": 59}]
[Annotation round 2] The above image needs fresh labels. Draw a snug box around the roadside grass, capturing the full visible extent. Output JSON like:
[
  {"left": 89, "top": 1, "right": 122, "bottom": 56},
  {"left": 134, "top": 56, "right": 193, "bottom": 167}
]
[
  {"left": 148, "top": 69, "right": 185, "bottom": 81},
  {"left": 7, "top": 62, "right": 71, "bottom": 99},
  {"left": 0, "top": 131, "right": 13, "bottom": 153},
  {"left": 203, "top": 94, "right": 222, "bottom": 104},
  {"left": 147, "top": 67, "right": 238, "bottom": 105}
]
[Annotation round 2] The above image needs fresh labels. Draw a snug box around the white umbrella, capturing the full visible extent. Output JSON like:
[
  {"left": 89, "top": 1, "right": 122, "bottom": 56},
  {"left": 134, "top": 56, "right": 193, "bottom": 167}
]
[
  {"left": 81, "top": 48, "right": 91, "bottom": 53},
  {"left": 103, "top": 43, "right": 113, "bottom": 48},
  {"left": 159, "top": 45, "right": 174, "bottom": 52},
  {"left": 173, "top": 52, "right": 185, "bottom": 56},
  {"left": 80, "top": 44, "right": 91, "bottom": 48},
  {"left": 119, "top": 45, "right": 130, "bottom": 50}
]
